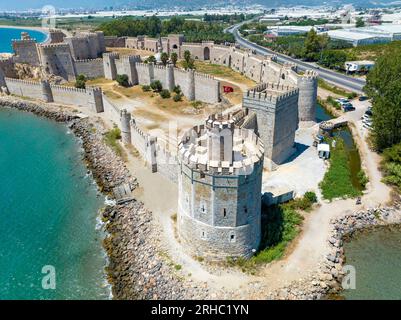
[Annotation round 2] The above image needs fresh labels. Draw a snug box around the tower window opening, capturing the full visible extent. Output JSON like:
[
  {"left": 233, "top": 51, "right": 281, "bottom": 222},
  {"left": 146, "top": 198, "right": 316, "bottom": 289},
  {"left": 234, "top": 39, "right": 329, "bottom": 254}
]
[
  {"left": 230, "top": 234, "right": 235, "bottom": 242},
  {"left": 223, "top": 208, "right": 226, "bottom": 217},
  {"left": 244, "top": 206, "right": 248, "bottom": 214}
]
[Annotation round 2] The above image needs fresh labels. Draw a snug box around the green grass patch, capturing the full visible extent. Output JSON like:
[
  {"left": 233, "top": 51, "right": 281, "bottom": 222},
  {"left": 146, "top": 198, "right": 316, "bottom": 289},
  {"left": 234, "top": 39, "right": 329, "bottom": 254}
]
[
  {"left": 319, "top": 138, "right": 362, "bottom": 200},
  {"left": 103, "top": 126, "right": 127, "bottom": 161},
  {"left": 318, "top": 79, "right": 358, "bottom": 98},
  {"left": 227, "top": 192, "right": 317, "bottom": 272}
]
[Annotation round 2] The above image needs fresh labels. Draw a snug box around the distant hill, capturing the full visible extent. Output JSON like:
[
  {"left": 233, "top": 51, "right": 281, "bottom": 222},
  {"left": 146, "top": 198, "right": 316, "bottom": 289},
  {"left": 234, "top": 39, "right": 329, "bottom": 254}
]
[{"left": 0, "top": 0, "right": 398, "bottom": 11}]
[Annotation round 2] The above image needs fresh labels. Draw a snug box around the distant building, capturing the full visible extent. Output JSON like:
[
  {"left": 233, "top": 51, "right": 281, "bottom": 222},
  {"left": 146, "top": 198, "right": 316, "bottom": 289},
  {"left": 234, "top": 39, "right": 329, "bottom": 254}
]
[
  {"left": 267, "top": 25, "right": 328, "bottom": 37},
  {"left": 326, "top": 29, "right": 390, "bottom": 46},
  {"left": 259, "top": 16, "right": 281, "bottom": 24},
  {"left": 325, "top": 24, "right": 401, "bottom": 46}
]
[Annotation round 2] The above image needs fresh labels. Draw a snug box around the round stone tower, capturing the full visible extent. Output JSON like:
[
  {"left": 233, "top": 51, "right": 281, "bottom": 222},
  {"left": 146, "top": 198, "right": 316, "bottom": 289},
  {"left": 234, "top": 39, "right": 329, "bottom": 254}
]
[
  {"left": 120, "top": 109, "right": 131, "bottom": 145},
  {"left": 177, "top": 113, "right": 264, "bottom": 261},
  {"left": 297, "top": 70, "right": 318, "bottom": 125}
]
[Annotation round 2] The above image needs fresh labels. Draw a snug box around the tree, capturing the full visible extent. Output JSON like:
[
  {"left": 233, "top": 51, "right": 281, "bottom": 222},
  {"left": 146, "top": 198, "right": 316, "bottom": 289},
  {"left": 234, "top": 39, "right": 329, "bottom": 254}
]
[
  {"left": 145, "top": 55, "right": 156, "bottom": 64},
  {"left": 303, "top": 29, "right": 328, "bottom": 61},
  {"left": 75, "top": 74, "right": 86, "bottom": 89},
  {"left": 160, "top": 52, "right": 169, "bottom": 66},
  {"left": 116, "top": 74, "right": 129, "bottom": 87},
  {"left": 318, "top": 50, "right": 347, "bottom": 69},
  {"left": 170, "top": 52, "right": 178, "bottom": 66},
  {"left": 355, "top": 17, "right": 365, "bottom": 28},
  {"left": 364, "top": 46, "right": 401, "bottom": 150},
  {"left": 183, "top": 50, "right": 195, "bottom": 70}
]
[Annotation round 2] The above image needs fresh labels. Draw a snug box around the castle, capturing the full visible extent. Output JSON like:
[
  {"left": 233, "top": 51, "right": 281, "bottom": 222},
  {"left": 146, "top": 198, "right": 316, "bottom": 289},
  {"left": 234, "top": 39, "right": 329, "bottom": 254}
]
[{"left": 0, "top": 29, "right": 321, "bottom": 261}]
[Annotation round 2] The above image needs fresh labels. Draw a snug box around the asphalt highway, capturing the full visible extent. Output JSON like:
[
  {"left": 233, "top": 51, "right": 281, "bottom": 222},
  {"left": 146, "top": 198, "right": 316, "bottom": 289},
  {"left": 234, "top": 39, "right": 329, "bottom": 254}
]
[{"left": 226, "top": 24, "right": 366, "bottom": 94}]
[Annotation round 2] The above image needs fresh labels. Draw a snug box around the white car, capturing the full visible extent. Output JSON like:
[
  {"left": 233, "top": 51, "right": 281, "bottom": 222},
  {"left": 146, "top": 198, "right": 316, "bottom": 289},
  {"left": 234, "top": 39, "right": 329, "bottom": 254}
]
[{"left": 335, "top": 98, "right": 349, "bottom": 104}]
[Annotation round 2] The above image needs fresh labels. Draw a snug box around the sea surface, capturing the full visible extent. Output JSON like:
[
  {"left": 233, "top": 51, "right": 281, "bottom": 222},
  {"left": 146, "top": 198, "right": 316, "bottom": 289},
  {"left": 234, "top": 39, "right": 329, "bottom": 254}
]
[
  {"left": 342, "top": 226, "right": 401, "bottom": 300},
  {"left": 0, "top": 27, "right": 47, "bottom": 53},
  {"left": 0, "top": 107, "right": 109, "bottom": 299},
  {"left": 317, "top": 104, "right": 401, "bottom": 299}
]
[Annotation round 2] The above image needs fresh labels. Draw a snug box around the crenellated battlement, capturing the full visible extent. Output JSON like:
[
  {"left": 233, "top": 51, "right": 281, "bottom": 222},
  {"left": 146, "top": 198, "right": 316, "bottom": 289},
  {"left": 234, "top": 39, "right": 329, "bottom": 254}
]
[
  {"left": 75, "top": 58, "right": 103, "bottom": 63},
  {"left": 38, "top": 43, "right": 70, "bottom": 50},
  {"left": 245, "top": 82, "right": 299, "bottom": 103},
  {"left": 4, "top": 77, "right": 41, "bottom": 86},
  {"left": 12, "top": 39, "right": 37, "bottom": 44},
  {"left": 178, "top": 112, "right": 264, "bottom": 174},
  {"left": 103, "top": 52, "right": 119, "bottom": 59},
  {"left": 300, "top": 69, "right": 319, "bottom": 80}
]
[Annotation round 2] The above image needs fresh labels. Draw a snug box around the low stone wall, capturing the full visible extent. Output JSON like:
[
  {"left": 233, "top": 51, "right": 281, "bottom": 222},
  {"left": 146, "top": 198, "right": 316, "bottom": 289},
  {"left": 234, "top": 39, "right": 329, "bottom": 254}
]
[
  {"left": 5, "top": 78, "right": 43, "bottom": 100},
  {"left": 4, "top": 77, "right": 104, "bottom": 113}
]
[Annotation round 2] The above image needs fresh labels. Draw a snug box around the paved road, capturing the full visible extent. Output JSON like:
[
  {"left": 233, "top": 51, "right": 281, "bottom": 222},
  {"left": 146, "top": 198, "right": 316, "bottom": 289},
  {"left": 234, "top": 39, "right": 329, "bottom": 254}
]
[{"left": 226, "top": 24, "right": 366, "bottom": 94}]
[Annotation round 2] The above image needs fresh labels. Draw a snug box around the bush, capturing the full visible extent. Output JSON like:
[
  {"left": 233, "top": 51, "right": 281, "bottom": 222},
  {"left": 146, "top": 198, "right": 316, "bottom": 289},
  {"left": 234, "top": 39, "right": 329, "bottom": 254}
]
[
  {"left": 160, "top": 89, "right": 171, "bottom": 99},
  {"left": 191, "top": 100, "right": 202, "bottom": 108},
  {"left": 173, "top": 93, "right": 183, "bottom": 102},
  {"left": 381, "top": 142, "right": 401, "bottom": 189},
  {"left": 357, "top": 170, "right": 369, "bottom": 188},
  {"left": 304, "top": 191, "right": 318, "bottom": 204},
  {"left": 347, "top": 92, "right": 358, "bottom": 99},
  {"left": 142, "top": 85, "right": 151, "bottom": 92},
  {"left": 75, "top": 74, "right": 86, "bottom": 89},
  {"left": 103, "top": 126, "right": 125, "bottom": 159},
  {"left": 173, "top": 85, "right": 181, "bottom": 94},
  {"left": 150, "top": 80, "right": 163, "bottom": 92},
  {"left": 116, "top": 74, "right": 129, "bottom": 87}
]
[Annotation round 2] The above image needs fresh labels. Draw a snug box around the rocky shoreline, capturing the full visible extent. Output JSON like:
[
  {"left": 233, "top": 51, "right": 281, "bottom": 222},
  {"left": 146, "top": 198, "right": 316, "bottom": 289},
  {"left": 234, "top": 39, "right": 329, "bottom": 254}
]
[
  {"left": 265, "top": 204, "right": 401, "bottom": 300},
  {"left": 0, "top": 96, "right": 208, "bottom": 300}
]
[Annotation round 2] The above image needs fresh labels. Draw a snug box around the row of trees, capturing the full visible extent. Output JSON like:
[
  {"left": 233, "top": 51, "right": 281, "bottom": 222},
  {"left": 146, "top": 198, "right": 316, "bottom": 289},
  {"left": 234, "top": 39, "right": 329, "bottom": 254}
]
[
  {"left": 364, "top": 46, "right": 401, "bottom": 191},
  {"left": 98, "top": 16, "right": 234, "bottom": 43},
  {"left": 248, "top": 29, "right": 353, "bottom": 70}
]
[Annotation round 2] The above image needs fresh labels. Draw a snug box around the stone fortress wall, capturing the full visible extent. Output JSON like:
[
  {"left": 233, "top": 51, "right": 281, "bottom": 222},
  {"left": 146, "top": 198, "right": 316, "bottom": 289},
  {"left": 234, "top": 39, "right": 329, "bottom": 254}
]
[
  {"left": 6, "top": 31, "right": 221, "bottom": 104},
  {"left": 4, "top": 77, "right": 104, "bottom": 113},
  {"left": 113, "top": 34, "right": 318, "bottom": 124},
  {"left": 103, "top": 53, "right": 220, "bottom": 103}
]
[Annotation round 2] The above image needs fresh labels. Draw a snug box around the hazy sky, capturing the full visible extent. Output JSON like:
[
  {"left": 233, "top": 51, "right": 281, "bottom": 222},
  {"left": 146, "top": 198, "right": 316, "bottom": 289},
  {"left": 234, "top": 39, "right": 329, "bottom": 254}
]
[{"left": 0, "top": 0, "right": 392, "bottom": 11}]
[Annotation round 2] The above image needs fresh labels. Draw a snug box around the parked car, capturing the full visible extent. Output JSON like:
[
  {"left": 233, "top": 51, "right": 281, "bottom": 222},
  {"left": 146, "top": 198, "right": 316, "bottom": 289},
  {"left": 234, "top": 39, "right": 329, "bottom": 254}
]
[
  {"left": 336, "top": 98, "right": 349, "bottom": 104},
  {"left": 365, "top": 109, "right": 373, "bottom": 116},
  {"left": 342, "top": 103, "right": 355, "bottom": 112},
  {"left": 359, "top": 96, "right": 369, "bottom": 101}
]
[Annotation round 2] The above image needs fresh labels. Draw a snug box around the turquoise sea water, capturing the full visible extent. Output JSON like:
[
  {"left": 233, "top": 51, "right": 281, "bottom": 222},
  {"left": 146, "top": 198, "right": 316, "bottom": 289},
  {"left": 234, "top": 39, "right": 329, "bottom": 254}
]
[
  {"left": 0, "top": 108, "right": 109, "bottom": 299},
  {"left": 0, "top": 27, "right": 47, "bottom": 53},
  {"left": 342, "top": 226, "right": 401, "bottom": 300}
]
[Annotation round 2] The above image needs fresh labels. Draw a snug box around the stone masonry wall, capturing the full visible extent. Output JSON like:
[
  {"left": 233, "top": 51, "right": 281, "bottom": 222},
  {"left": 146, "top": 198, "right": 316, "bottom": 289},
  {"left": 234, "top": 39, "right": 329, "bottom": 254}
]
[
  {"left": 194, "top": 72, "right": 220, "bottom": 104},
  {"left": 74, "top": 59, "right": 105, "bottom": 78}
]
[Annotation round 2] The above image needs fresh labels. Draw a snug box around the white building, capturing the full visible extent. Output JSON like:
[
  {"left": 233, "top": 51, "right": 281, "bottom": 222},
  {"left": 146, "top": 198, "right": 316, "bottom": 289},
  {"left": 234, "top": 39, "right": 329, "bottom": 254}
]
[
  {"left": 267, "top": 25, "right": 328, "bottom": 36},
  {"left": 326, "top": 29, "right": 391, "bottom": 46}
]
